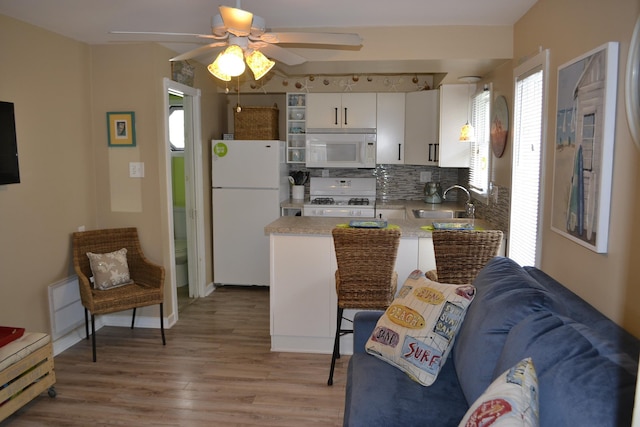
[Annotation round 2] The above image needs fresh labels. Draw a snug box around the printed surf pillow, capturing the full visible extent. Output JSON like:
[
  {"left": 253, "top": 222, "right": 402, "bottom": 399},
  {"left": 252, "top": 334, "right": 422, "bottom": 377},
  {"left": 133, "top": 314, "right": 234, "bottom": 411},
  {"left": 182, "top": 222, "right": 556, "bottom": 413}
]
[
  {"left": 458, "top": 357, "right": 539, "bottom": 427},
  {"left": 365, "top": 270, "right": 476, "bottom": 386}
]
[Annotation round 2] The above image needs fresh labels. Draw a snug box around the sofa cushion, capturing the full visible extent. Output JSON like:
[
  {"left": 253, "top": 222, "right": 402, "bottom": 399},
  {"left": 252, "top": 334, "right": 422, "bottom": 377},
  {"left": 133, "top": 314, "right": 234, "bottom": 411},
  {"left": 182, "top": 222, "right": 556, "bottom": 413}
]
[
  {"left": 494, "top": 311, "right": 638, "bottom": 427},
  {"left": 458, "top": 357, "right": 539, "bottom": 427},
  {"left": 344, "top": 353, "right": 469, "bottom": 427},
  {"left": 365, "top": 270, "right": 476, "bottom": 386},
  {"left": 453, "top": 257, "right": 566, "bottom": 404}
]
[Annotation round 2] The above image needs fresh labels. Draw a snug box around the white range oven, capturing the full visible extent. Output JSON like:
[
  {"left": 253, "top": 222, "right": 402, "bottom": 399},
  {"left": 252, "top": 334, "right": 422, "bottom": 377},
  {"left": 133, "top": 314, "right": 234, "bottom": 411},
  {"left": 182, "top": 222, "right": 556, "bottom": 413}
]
[{"left": 303, "top": 177, "right": 376, "bottom": 218}]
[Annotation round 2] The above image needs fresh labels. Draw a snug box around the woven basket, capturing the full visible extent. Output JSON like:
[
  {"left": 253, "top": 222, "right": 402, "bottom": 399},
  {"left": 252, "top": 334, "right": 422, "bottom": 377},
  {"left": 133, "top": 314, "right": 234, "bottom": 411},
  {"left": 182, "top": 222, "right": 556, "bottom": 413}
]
[{"left": 234, "top": 105, "right": 279, "bottom": 140}]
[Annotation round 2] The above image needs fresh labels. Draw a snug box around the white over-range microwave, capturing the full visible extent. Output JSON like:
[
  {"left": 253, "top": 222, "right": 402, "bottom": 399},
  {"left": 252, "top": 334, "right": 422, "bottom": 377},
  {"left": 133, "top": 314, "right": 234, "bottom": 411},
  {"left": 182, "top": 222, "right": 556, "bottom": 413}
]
[{"left": 305, "top": 129, "right": 376, "bottom": 169}]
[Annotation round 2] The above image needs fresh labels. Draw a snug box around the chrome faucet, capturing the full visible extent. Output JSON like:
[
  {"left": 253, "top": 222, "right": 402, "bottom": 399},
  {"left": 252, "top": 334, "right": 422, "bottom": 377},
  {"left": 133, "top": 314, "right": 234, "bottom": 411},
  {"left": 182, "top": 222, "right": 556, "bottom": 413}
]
[{"left": 443, "top": 185, "right": 475, "bottom": 219}]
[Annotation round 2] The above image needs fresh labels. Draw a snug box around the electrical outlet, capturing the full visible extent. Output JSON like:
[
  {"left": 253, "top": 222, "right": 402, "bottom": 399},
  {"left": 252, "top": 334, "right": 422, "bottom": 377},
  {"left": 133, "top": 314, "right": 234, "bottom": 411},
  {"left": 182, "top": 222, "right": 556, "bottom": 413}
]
[
  {"left": 322, "top": 169, "right": 329, "bottom": 177},
  {"left": 419, "top": 171, "right": 432, "bottom": 183}
]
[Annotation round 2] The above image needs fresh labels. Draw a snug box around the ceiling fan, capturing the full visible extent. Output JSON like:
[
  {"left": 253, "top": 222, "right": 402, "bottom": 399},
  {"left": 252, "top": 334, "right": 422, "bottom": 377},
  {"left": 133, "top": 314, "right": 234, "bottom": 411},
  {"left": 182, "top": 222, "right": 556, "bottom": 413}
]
[{"left": 111, "top": 2, "right": 362, "bottom": 80}]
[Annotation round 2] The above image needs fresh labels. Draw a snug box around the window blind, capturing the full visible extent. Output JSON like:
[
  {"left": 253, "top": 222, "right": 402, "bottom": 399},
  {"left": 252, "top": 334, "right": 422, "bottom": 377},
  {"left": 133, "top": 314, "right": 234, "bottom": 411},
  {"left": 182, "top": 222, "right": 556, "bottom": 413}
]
[{"left": 509, "top": 51, "right": 547, "bottom": 267}]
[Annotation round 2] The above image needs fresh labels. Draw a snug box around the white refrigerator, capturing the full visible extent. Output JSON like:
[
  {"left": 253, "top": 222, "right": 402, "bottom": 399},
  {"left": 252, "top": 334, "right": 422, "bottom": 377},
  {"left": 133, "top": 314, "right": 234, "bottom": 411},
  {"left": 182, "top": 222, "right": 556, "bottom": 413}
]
[{"left": 211, "top": 140, "right": 288, "bottom": 286}]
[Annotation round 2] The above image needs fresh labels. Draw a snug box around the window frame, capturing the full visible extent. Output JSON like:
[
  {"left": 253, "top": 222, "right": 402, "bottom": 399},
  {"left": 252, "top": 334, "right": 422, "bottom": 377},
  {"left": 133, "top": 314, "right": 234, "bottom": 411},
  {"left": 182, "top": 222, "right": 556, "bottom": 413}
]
[
  {"left": 469, "top": 84, "right": 492, "bottom": 203},
  {"left": 508, "top": 49, "right": 550, "bottom": 267},
  {"left": 169, "top": 105, "right": 185, "bottom": 151}
]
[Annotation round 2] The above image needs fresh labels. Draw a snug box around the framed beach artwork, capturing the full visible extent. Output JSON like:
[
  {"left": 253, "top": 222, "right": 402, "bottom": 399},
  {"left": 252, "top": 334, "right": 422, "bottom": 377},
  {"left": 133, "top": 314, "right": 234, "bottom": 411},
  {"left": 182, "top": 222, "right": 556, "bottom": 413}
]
[
  {"left": 107, "top": 111, "right": 136, "bottom": 147},
  {"left": 550, "top": 42, "right": 619, "bottom": 253}
]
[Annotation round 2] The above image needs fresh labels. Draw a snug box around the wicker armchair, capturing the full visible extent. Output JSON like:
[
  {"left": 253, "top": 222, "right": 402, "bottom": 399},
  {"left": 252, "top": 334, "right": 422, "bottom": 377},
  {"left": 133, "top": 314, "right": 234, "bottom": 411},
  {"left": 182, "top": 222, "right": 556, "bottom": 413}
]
[
  {"left": 328, "top": 227, "right": 401, "bottom": 386},
  {"left": 72, "top": 227, "right": 166, "bottom": 362},
  {"left": 426, "top": 230, "right": 504, "bottom": 285}
]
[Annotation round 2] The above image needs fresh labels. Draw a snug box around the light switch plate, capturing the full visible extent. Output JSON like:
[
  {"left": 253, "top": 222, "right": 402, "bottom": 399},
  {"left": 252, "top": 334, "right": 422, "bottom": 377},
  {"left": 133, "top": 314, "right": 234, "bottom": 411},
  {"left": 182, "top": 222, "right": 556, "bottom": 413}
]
[
  {"left": 420, "top": 171, "right": 432, "bottom": 183},
  {"left": 129, "top": 162, "right": 144, "bottom": 178}
]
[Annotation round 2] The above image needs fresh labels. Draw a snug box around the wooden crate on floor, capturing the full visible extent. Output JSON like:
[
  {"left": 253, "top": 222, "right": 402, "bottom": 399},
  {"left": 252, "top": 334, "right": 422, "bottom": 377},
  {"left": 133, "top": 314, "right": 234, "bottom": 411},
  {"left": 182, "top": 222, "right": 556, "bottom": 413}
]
[{"left": 0, "top": 341, "right": 56, "bottom": 422}]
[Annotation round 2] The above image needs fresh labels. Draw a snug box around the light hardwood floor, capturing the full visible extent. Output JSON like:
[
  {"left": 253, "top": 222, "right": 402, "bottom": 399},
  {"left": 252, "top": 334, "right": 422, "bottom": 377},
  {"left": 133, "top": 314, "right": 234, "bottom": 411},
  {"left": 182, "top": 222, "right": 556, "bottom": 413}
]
[{"left": 2, "top": 286, "right": 349, "bottom": 426}]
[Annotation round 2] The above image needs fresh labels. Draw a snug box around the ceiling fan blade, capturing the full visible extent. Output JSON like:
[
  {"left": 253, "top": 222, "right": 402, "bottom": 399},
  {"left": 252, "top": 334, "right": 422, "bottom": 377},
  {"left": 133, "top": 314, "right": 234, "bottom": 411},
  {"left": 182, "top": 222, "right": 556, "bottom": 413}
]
[
  {"left": 110, "top": 30, "right": 226, "bottom": 40},
  {"left": 219, "top": 5, "right": 253, "bottom": 37},
  {"left": 259, "top": 44, "right": 307, "bottom": 66},
  {"left": 259, "top": 32, "right": 362, "bottom": 46},
  {"left": 170, "top": 42, "right": 228, "bottom": 62}
]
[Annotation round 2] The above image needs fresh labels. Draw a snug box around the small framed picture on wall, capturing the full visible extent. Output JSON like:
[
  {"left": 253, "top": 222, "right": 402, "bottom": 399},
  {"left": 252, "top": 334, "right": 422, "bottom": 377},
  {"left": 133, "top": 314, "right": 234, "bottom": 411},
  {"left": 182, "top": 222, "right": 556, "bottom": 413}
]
[{"left": 107, "top": 111, "right": 136, "bottom": 147}]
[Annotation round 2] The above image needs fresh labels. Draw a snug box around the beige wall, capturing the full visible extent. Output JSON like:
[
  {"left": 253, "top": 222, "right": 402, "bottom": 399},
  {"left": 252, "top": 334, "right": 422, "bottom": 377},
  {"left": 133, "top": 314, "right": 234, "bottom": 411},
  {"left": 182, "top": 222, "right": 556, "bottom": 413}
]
[
  {"left": 510, "top": 0, "right": 640, "bottom": 336},
  {"left": 0, "top": 15, "right": 95, "bottom": 331},
  {"left": 0, "top": 15, "right": 221, "bottom": 333}
]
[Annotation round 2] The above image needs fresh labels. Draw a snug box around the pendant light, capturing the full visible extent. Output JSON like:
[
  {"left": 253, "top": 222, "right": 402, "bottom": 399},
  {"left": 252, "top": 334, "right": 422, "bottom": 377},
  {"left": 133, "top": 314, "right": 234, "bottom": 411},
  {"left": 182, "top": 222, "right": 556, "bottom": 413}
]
[{"left": 458, "top": 76, "right": 481, "bottom": 142}]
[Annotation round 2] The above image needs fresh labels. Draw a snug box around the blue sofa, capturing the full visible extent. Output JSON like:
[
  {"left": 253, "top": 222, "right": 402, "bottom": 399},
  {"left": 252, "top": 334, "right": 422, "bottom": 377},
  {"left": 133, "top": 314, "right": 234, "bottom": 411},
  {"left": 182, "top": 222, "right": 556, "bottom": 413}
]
[{"left": 344, "top": 257, "right": 639, "bottom": 426}]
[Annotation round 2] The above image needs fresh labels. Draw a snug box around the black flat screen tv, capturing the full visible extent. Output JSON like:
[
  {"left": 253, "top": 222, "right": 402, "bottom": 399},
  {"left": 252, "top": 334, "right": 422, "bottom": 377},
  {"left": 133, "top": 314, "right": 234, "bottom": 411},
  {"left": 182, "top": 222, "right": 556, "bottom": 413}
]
[{"left": 0, "top": 101, "right": 20, "bottom": 185}]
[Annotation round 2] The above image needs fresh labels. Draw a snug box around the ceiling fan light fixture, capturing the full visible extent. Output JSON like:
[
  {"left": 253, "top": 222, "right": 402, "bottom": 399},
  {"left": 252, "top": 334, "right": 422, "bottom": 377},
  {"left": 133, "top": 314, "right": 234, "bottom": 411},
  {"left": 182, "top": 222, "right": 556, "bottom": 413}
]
[
  {"left": 207, "top": 56, "right": 231, "bottom": 81},
  {"left": 214, "top": 45, "right": 246, "bottom": 79},
  {"left": 245, "top": 50, "right": 275, "bottom": 80}
]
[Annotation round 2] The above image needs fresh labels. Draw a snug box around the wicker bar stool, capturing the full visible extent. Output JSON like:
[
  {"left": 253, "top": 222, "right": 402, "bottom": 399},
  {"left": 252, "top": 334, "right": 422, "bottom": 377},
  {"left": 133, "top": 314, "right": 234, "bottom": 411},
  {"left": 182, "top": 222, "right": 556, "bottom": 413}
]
[
  {"left": 426, "top": 230, "right": 504, "bottom": 284},
  {"left": 328, "top": 227, "right": 401, "bottom": 386}
]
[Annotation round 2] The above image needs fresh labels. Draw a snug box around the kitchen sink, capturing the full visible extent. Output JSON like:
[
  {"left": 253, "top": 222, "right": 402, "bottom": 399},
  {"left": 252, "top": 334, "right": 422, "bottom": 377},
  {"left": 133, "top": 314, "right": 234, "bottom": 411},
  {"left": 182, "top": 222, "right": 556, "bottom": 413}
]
[{"left": 412, "top": 209, "right": 467, "bottom": 219}]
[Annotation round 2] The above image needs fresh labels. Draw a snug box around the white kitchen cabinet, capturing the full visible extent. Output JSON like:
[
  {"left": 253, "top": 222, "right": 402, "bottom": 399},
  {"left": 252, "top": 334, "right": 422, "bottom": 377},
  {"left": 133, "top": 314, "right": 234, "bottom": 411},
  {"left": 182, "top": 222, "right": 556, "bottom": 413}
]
[
  {"left": 404, "top": 86, "right": 471, "bottom": 167},
  {"left": 438, "top": 84, "right": 471, "bottom": 168},
  {"left": 269, "top": 233, "right": 418, "bottom": 354},
  {"left": 306, "top": 93, "right": 376, "bottom": 129},
  {"left": 404, "top": 90, "right": 439, "bottom": 165},
  {"left": 376, "top": 93, "right": 405, "bottom": 164},
  {"left": 270, "top": 235, "right": 335, "bottom": 353},
  {"left": 375, "top": 208, "right": 406, "bottom": 220},
  {"left": 418, "top": 238, "right": 437, "bottom": 273}
]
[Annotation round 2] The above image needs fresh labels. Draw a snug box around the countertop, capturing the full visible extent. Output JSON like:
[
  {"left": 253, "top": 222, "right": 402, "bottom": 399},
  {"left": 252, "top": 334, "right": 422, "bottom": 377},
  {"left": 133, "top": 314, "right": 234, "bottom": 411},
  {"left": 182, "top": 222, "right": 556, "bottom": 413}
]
[{"left": 265, "top": 216, "right": 498, "bottom": 238}]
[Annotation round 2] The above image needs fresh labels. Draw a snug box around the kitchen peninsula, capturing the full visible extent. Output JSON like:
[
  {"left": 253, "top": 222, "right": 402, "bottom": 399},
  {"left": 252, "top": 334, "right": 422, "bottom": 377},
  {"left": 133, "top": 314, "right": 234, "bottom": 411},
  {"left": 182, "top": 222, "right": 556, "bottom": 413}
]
[{"left": 265, "top": 215, "right": 504, "bottom": 354}]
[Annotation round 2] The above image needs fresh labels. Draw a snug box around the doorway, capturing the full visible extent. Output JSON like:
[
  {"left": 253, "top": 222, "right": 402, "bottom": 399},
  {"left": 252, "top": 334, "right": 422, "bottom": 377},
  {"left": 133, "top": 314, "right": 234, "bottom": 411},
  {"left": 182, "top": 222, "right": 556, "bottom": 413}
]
[{"left": 163, "top": 78, "right": 206, "bottom": 319}]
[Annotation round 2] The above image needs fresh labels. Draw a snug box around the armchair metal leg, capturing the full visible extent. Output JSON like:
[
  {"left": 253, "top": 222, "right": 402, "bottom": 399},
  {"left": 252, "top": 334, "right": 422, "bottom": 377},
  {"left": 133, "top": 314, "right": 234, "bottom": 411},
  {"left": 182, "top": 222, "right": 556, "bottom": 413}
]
[
  {"left": 328, "top": 307, "right": 344, "bottom": 386},
  {"left": 84, "top": 308, "right": 89, "bottom": 340},
  {"left": 131, "top": 307, "right": 137, "bottom": 329},
  {"left": 160, "top": 303, "right": 166, "bottom": 345},
  {"left": 91, "top": 314, "right": 97, "bottom": 362}
]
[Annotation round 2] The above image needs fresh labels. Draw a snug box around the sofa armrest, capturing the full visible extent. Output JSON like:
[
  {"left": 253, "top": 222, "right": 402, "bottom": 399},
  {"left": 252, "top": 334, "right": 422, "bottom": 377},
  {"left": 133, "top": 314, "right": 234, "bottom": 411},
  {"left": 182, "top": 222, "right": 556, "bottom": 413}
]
[{"left": 353, "top": 311, "right": 384, "bottom": 354}]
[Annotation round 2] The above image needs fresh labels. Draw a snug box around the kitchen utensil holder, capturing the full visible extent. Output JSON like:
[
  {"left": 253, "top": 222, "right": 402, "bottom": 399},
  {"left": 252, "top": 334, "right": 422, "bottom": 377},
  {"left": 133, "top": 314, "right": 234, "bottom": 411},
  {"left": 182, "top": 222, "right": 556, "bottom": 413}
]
[{"left": 292, "top": 185, "right": 304, "bottom": 200}]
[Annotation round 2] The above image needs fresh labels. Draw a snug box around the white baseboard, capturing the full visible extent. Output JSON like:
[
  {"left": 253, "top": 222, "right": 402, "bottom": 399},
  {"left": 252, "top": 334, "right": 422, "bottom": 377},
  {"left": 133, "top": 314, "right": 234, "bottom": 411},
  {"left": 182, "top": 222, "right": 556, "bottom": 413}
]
[{"left": 52, "top": 311, "right": 174, "bottom": 357}]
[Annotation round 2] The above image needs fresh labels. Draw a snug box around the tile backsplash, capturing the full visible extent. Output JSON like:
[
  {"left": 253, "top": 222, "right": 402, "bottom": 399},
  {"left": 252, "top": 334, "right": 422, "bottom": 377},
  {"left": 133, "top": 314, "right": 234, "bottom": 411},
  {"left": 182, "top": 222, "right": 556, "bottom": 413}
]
[
  {"left": 289, "top": 164, "right": 467, "bottom": 201},
  {"left": 288, "top": 164, "right": 510, "bottom": 232}
]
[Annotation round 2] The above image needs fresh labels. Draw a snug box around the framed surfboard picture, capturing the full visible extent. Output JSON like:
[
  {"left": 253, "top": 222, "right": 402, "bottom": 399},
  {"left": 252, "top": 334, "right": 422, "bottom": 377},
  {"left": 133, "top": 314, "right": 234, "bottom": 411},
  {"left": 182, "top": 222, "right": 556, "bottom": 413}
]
[{"left": 550, "top": 42, "right": 619, "bottom": 253}]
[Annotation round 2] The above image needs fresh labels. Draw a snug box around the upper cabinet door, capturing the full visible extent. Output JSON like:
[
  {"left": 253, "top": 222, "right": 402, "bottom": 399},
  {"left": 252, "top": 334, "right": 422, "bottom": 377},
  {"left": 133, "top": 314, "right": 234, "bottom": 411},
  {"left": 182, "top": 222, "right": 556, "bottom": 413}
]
[
  {"left": 404, "top": 90, "right": 439, "bottom": 165},
  {"left": 438, "top": 84, "right": 471, "bottom": 168},
  {"left": 306, "top": 93, "right": 376, "bottom": 129},
  {"left": 341, "top": 93, "right": 377, "bottom": 128},
  {"left": 376, "top": 92, "right": 405, "bottom": 164},
  {"left": 306, "top": 93, "right": 341, "bottom": 128}
]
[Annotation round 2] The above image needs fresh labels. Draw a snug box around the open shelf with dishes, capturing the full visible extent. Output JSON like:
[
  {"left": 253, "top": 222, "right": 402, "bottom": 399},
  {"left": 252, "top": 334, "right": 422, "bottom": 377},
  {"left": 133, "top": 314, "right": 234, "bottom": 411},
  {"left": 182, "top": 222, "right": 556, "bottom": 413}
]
[{"left": 286, "top": 93, "right": 306, "bottom": 163}]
